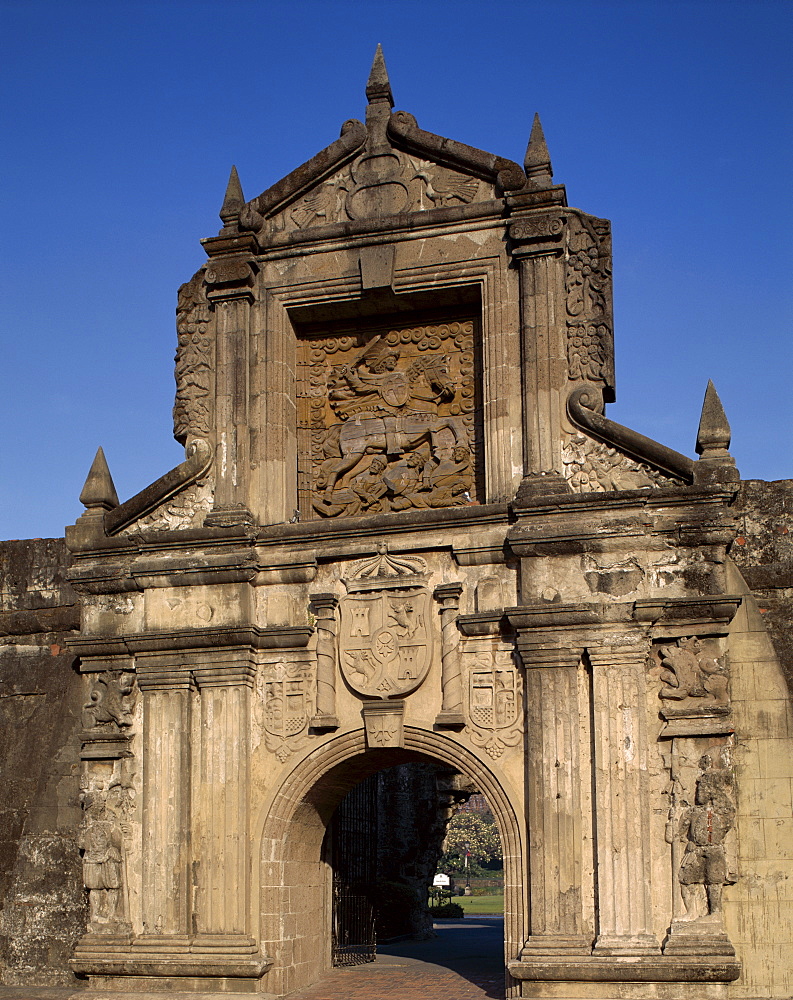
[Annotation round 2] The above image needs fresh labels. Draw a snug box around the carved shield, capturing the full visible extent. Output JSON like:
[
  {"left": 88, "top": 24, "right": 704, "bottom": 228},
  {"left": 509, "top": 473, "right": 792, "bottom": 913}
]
[
  {"left": 263, "top": 675, "right": 310, "bottom": 740},
  {"left": 340, "top": 588, "right": 431, "bottom": 699},
  {"left": 470, "top": 654, "right": 519, "bottom": 731}
]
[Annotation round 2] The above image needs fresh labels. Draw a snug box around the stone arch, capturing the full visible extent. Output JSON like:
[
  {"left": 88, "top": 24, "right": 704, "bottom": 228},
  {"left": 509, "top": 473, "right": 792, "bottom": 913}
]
[{"left": 255, "top": 727, "right": 525, "bottom": 998}]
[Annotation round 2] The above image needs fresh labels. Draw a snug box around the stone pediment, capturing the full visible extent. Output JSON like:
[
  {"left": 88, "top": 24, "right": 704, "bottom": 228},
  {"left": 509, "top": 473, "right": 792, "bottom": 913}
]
[{"left": 237, "top": 48, "right": 526, "bottom": 243}]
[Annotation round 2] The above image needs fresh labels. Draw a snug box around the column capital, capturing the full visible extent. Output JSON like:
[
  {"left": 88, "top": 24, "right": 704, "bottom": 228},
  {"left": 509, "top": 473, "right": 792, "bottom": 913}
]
[
  {"left": 586, "top": 641, "right": 650, "bottom": 669},
  {"left": 309, "top": 592, "right": 339, "bottom": 615},
  {"left": 433, "top": 582, "right": 464, "bottom": 605},
  {"left": 136, "top": 665, "right": 194, "bottom": 692},
  {"left": 192, "top": 664, "right": 256, "bottom": 689}
]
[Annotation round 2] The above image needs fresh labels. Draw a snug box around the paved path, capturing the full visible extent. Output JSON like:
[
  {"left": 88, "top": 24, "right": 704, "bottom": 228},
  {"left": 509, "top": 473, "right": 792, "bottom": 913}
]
[
  {"left": 290, "top": 918, "right": 505, "bottom": 999},
  {"left": 0, "top": 918, "right": 506, "bottom": 1000}
]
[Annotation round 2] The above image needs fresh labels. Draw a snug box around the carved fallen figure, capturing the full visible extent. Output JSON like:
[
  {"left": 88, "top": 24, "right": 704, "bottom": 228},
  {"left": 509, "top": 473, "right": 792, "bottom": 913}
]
[
  {"left": 668, "top": 756, "right": 736, "bottom": 921},
  {"left": 658, "top": 637, "right": 729, "bottom": 712},
  {"left": 78, "top": 786, "right": 127, "bottom": 934},
  {"left": 316, "top": 335, "right": 469, "bottom": 496}
]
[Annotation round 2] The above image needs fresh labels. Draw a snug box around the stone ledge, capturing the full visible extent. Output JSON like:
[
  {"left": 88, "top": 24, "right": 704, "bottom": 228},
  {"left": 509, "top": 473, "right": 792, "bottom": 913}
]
[{"left": 508, "top": 955, "right": 740, "bottom": 982}]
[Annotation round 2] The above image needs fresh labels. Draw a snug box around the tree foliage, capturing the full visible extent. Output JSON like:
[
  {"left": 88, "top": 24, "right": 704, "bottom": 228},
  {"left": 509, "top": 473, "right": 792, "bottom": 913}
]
[{"left": 438, "top": 810, "right": 502, "bottom": 875}]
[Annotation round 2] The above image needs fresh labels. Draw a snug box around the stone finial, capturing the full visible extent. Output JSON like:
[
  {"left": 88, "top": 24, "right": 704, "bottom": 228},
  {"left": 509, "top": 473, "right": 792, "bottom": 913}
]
[
  {"left": 79, "top": 447, "right": 119, "bottom": 511},
  {"left": 524, "top": 113, "right": 553, "bottom": 189},
  {"left": 219, "top": 165, "right": 245, "bottom": 227},
  {"left": 365, "top": 43, "right": 393, "bottom": 107},
  {"left": 693, "top": 381, "right": 739, "bottom": 485}
]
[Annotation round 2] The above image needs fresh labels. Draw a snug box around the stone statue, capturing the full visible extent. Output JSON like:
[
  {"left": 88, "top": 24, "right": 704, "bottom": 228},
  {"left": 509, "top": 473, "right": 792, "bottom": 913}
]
[
  {"left": 668, "top": 756, "right": 735, "bottom": 920},
  {"left": 78, "top": 787, "right": 127, "bottom": 934}
]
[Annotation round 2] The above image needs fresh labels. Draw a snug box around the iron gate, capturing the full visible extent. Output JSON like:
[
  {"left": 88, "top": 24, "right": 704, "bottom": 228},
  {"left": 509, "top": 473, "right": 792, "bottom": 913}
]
[{"left": 331, "top": 882, "right": 376, "bottom": 966}]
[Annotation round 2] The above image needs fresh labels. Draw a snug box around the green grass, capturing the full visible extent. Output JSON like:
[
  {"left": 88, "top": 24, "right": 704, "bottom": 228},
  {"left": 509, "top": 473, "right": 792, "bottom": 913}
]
[{"left": 455, "top": 893, "right": 504, "bottom": 915}]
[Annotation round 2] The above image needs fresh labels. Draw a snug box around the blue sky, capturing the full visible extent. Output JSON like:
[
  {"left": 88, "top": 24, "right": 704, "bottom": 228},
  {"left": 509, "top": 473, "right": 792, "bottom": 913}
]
[{"left": 1, "top": 0, "right": 791, "bottom": 540}]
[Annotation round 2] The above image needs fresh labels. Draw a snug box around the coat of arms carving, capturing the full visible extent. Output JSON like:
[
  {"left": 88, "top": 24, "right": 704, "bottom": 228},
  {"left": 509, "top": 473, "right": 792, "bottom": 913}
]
[
  {"left": 256, "top": 658, "right": 313, "bottom": 762},
  {"left": 466, "top": 647, "right": 523, "bottom": 759},
  {"left": 340, "top": 547, "right": 432, "bottom": 700}
]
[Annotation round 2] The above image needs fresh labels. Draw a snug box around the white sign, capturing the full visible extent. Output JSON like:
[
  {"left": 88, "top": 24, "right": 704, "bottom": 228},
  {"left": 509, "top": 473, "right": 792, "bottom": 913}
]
[{"left": 433, "top": 873, "right": 451, "bottom": 886}]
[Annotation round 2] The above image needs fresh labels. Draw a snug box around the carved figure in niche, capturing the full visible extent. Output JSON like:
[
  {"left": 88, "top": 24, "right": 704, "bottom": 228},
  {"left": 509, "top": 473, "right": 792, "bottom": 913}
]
[
  {"left": 82, "top": 672, "right": 136, "bottom": 730},
  {"left": 658, "top": 637, "right": 729, "bottom": 709},
  {"left": 78, "top": 786, "right": 127, "bottom": 933},
  {"left": 668, "top": 755, "right": 736, "bottom": 920}
]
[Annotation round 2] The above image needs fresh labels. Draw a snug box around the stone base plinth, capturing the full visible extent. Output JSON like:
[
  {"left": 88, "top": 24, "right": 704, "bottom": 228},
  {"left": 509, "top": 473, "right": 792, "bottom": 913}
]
[
  {"left": 70, "top": 933, "right": 270, "bottom": 993},
  {"left": 662, "top": 917, "right": 736, "bottom": 957},
  {"left": 509, "top": 955, "right": 740, "bottom": 999}
]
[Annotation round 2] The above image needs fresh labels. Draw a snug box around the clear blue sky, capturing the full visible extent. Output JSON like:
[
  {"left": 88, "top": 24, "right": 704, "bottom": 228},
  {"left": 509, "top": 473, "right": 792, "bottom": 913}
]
[{"left": 1, "top": 0, "right": 790, "bottom": 540}]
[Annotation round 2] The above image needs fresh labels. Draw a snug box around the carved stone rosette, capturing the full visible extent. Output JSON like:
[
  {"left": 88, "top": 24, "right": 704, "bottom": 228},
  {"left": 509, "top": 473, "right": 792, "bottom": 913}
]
[{"left": 297, "top": 321, "right": 478, "bottom": 519}]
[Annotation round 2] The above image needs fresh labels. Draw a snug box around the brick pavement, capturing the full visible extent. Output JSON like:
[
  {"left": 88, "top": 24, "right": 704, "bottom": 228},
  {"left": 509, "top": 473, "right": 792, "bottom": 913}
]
[{"left": 287, "top": 959, "right": 505, "bottom": 999}]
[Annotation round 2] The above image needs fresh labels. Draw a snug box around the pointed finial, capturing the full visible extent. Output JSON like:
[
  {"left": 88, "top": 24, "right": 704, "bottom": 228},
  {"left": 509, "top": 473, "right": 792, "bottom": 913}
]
[
  {"left": 79, "top": 447, "right": 119, "bottom": 511},
  {"left": 696, "top": 380, "right": 731, "bottom": 456},
  {"left": 693, "top": 381, "right": 739, "bottom": 485},
  {"left": 366, "top": 44, "right": 393, "bottom": 107},
  {"left": 524, "top": 113, "right": 553, "bottom": 188},
  {"left": 219, "top": 165, "right": 245, "bottom": 226}
]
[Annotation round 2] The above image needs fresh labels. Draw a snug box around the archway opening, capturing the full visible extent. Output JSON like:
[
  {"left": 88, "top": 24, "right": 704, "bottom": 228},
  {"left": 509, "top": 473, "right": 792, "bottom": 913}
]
[{"left": 256, "top": 730, "right": 523, "bottom": 998}]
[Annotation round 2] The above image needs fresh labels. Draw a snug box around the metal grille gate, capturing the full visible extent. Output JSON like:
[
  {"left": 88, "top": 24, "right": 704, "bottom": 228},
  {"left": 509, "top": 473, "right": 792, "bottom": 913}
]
[{"left": 329, "top": 774, "right": 378, "bottom": 966}]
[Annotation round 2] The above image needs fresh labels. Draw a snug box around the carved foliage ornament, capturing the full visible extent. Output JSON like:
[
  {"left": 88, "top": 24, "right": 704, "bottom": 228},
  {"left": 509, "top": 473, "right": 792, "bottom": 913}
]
[
  {"left": 654, "top": 637, "right": 730, "bottom": 717},
  {"left": 562, "top": 433, "right": 675, "bottom": 493},
  {"left": 298, "top": 322, "right": 478, "bottom": 519},
  {"left": 565, "top": 217, "right": 613, "bottom": 388},
  {"left": 173, "top": 271, "right": 212, "bottom": 444},
  {"left": 82, "top": 671, "right": 137, "bottom": 732}
]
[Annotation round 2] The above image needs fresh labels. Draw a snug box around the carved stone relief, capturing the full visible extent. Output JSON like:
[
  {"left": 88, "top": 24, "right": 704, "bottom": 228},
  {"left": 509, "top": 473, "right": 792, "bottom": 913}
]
[
  {"left": 124, "top": 480, "right": 214, "bottom": 533},
  {"left": 255, "top": 656, "right": 313, "bottom": 763},
  {"left": 298, "top": 322, "right": 478, "bottom": 518},
  {"left": 82, "top": 671, "right": 137, "bottom": 731},
  {"left": 562, "top": 433, "right": 676, "bottom": 492},
  {"left": 78, "top": 764, "right": 135, "bottom": 936},
  {"left": 339, "top": 548, "right": 432, "bottom": 700},
  {"left": 653, "top": 637, "right": 730, "bottom": 717},
  {"left": 274, "top": 154, "right": 490, "bottom": 235},
  {"left": 463, "top": 644, "right": 523, "bottom": 759},
  {"left": 565, "top": 217, "right": 613, "bottom": 388},
  {"left": 173, "top": 272, "right": 212, "bottom": 444}
]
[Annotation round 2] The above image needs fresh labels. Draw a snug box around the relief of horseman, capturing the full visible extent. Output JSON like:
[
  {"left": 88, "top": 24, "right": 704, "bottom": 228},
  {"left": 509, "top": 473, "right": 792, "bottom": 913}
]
[{"left": 317, "top": 335, "right": 468, "bottom": 493}]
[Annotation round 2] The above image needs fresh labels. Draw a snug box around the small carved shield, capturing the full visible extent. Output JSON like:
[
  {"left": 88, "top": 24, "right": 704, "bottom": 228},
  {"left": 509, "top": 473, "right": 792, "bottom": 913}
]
[
  {"left": 340, "top": 588, "right": 431, "bottom": 699},
  {"left": 470, "top": 657, "right": 519, "bottom": 731},
  {"left": 263, "top": 673, "right": 310, "bottom": 741}
]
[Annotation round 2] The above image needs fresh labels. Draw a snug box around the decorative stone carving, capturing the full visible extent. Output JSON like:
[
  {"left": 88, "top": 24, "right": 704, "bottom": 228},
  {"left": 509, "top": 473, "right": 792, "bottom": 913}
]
[
  {"left": 127, "top": 480, "right": 214, "bottom": 532},
  {"left": 434, "top": 583, "right": 465, "bottom": 728},
  {"left": 276, "top": 153, "right": 490, "bottom": 235},
  {"left": 257, "top": 658, "right": 313, "bottom": 763},
  {"left": 82, "top": 671, "right": 136, "bottom": 731},
  {"left": 78, "top": 774, "right": 134, "bottom": 936},
  {"left": 340, "top": 547, "right": 432, "bottom": 700},
  {"left": 657, "top": 637, "right": 730, "bottom": 712},
  {"left": 299, "top": 322, "right": 478, "bottom": 518},
  {"left": 562, "top": 433, "right": 675, "bottom": 492},
  {"left": 565, "top": 216, "right": 613, "bottom": 389},
  {"left": 173, "top": 272, "right": 212, "bottom": 444},
  {"left": 464, "top": 646, "right": 522, "bottom": 759},
  {"left": 362, "top": 699, "right": 405, "bottom": 749}
]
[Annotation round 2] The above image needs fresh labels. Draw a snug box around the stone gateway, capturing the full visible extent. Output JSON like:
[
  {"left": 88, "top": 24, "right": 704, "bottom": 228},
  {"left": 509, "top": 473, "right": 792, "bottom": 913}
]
[{"left": 1, "top": 47, "right": 791, "bottom": 1000}]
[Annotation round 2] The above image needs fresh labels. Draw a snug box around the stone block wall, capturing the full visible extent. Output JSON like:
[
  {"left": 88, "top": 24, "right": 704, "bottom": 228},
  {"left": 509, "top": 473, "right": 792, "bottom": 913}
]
[{"left": 0, "top": 539, "right": 85, "bottom": 985}]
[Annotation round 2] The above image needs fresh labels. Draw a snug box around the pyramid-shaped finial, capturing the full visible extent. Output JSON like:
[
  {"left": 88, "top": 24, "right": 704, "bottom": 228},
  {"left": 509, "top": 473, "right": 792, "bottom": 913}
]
[
  {"left": 366, "top": 44, "right": 393, "bottom": 107},
  {"left": 219, "top": 165, "right": 245, "bottom": 226},
  {"left": 79, "top": 447, "right": 119, "bottom": 511},
  {"left": 696, "top": 380, "right": 731, "bottom": 456},
  {"left": 693, "top": 380, "right": 739, "bottom": 485},
  {"left": 524, "top": 113, "right": 553, "bottom": 188}
]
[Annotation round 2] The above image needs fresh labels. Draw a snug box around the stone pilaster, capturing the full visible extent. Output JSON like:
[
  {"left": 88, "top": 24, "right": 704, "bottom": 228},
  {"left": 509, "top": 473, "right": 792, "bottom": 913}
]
[
  {"left": 192, "top": 659, "right": 257, "bottom": 951},
  {"left": 509, "top": 618, "right": 591, "bottom": 956},
  {"left": 202, "top": 243, "right": 258, "bottom": 527},
  {"left": 135, "top": 663, "right": 194, "bottom": 948},
  {"left": 434, "top": 582, "right": 465, "bottom": 727},
  {"left": 588, "top": 643, "right": 660, "bottom": 955},
  {"left": 309, "top": 593, "right": 339, "bottom": 729},
  {"left": 509, "top": 214, "right": 571, "bottom": 499}
]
